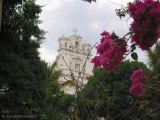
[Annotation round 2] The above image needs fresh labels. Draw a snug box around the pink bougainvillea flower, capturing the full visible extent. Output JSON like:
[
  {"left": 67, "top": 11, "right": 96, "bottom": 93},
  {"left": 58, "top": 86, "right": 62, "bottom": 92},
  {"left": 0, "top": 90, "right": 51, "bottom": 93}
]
[
  {"left": 130, "top": 69, "right": 144, "bottom": 83},
  {"left": 91, "top": 56, "right": 101, "bottom": 67},
  {"left": 91, "top": 31, "right": 127, "bottom": 70},
  {"left": 101, "top": 31, "right": 110, "bottom": 37},
  {"left": 129, "top": 69, "right": 146, "bottom": 97},
  {"left": 128, "top": 0, "right": 160, "bottom": 50},
  {"left": 129, "top": 83, "right": 145, "bottom": 97}
]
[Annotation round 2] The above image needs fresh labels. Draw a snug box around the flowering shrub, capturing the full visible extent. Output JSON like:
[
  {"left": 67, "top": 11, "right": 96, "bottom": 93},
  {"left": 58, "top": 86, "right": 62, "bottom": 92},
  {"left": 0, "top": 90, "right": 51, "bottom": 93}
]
[
  {"left": 92, "top": 0, "right": 160, "bottom": 97},
  {"left": 130, "top": 69, "right": 144, "bottom": 83},
  {"left": 129, "top": 69, "right": 145, "bottom": 97},
  {"left": 129, "top": 82, "right": 145, "bottom": 97},
  {"left": 91, "top": 31, "right": 127, "bottom": 70},
  {"left": 128, "top": 0, "right": 160, "bottom": 50}
]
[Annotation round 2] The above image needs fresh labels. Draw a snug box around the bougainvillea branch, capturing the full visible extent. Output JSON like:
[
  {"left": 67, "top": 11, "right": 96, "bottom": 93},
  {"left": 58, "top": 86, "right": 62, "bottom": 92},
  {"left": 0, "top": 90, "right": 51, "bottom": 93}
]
[
  {"left": 128, "top": 0, "right": 160, "bottom": 50},
  {"left": 91, "top": 31, "right": 127, "bottom": 70},
  {"left": 91, "top": 0, "right": 160, "bottom": 97}
]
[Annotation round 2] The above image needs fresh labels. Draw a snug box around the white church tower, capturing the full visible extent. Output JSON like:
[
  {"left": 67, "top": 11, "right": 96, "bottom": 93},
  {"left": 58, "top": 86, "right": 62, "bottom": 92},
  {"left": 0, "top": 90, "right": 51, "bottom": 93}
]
[{"left": 56, "top": 34, "right": 93, "bottom": 94}]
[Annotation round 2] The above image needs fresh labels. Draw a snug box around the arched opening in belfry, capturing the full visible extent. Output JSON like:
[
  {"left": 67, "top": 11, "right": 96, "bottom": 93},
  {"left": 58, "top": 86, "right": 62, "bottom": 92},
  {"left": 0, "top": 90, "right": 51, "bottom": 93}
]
[
  {"left": 75, "top": 41, "right": 79, "bottom": 48},
  {"left": 65, "top": 42, "right": 67, "bottom": 48}
]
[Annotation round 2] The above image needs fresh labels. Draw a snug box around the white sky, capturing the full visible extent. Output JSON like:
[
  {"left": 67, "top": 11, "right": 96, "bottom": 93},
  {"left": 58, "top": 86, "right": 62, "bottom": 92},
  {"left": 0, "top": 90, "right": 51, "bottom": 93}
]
[{"left": 36, "top": 0, "right": 148, "bottom": 64}]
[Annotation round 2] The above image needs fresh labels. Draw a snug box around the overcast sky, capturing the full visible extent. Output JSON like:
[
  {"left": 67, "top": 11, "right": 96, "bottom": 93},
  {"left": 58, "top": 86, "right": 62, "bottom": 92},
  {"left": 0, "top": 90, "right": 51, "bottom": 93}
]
[{"left": 36, "top": 0, "right": 148, "bottom": 64}]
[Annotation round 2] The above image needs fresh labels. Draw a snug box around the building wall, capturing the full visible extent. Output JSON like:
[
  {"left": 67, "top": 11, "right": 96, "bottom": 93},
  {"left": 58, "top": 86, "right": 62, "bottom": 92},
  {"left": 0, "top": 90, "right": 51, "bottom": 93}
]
[{"left": 56, "top": 34, "right": 93, "bottom": 94}]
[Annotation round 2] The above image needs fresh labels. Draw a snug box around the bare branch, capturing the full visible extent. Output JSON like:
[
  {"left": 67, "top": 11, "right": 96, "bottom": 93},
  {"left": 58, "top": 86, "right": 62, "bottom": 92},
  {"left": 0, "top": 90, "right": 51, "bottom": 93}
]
[
  {"left": 138, "top": 108, "right": 160, "bottom": 120},
  {"left": 77, "top": 42, "right": 98, "bottom": 88}
]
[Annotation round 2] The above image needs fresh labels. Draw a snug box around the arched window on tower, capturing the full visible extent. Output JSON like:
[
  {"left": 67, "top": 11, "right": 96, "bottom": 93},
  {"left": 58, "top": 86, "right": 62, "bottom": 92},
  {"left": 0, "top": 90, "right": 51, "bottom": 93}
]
[
  {"left": 75, "top": 41, "right": 79, "bottom": 48},
  {"left": 70, "top": 45, "right": 73, "bottom": 50},
  {"left": 65, "top": 42, "right": 67, "bottom": 48},
  {"left": 87, "top": 48, "right": 90, "bottom": 52},
  {"left": 75, "top": 63, "right": 80, "bottom": 72}
]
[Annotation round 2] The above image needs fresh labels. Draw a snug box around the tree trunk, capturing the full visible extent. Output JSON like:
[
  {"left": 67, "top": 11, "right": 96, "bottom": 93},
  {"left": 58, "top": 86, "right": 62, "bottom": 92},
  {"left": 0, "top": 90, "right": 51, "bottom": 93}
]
[{"left": 0, "top": 0, "right": 2, "bottom": 31}]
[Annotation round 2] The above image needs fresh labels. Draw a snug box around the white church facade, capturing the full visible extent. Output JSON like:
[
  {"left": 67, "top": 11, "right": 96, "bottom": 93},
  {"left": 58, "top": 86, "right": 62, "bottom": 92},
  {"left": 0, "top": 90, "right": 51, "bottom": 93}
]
[{"left": 56, "top": 34, "right": 93, "bottom": 94}]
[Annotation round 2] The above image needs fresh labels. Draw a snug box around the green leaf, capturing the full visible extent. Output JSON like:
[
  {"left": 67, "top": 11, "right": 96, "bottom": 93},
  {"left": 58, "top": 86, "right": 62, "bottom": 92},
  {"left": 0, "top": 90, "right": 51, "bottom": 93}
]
[
  {"left": 111, "top": 31, "right": 119, "bottom": 39},
  {"left": 131, "top": 52, "right": 138, "bottom": 60},
  {"left": 131, "top": 44, "right": 136, "bottom": 52},
  {"left": 61, "top": 80, "right": 76, "bottom": 88},
  {"left": 128, "top": 96, "right": 134, "bottom": 105},
  {"left": 115, "top": 8, "right": 127, "bottom": 19}
]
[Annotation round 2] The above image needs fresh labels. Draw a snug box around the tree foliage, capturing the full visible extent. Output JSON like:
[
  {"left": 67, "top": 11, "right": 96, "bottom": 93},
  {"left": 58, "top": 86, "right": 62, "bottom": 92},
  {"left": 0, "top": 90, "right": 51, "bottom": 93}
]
[
  {"left": 148, "top": 43, "right": 160, "bottom": 73},
  {"left": 44, "top": 62, "right": 75, "bottom": 120},
  {"left": 77, "top": 61, "right": 151, "bottom": 120},
  {"left": 0, "top": 0, "right": 47, "bottom": 119},
  {"left": 0, "top": 1, "right": 75, "bottom": 119}
]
